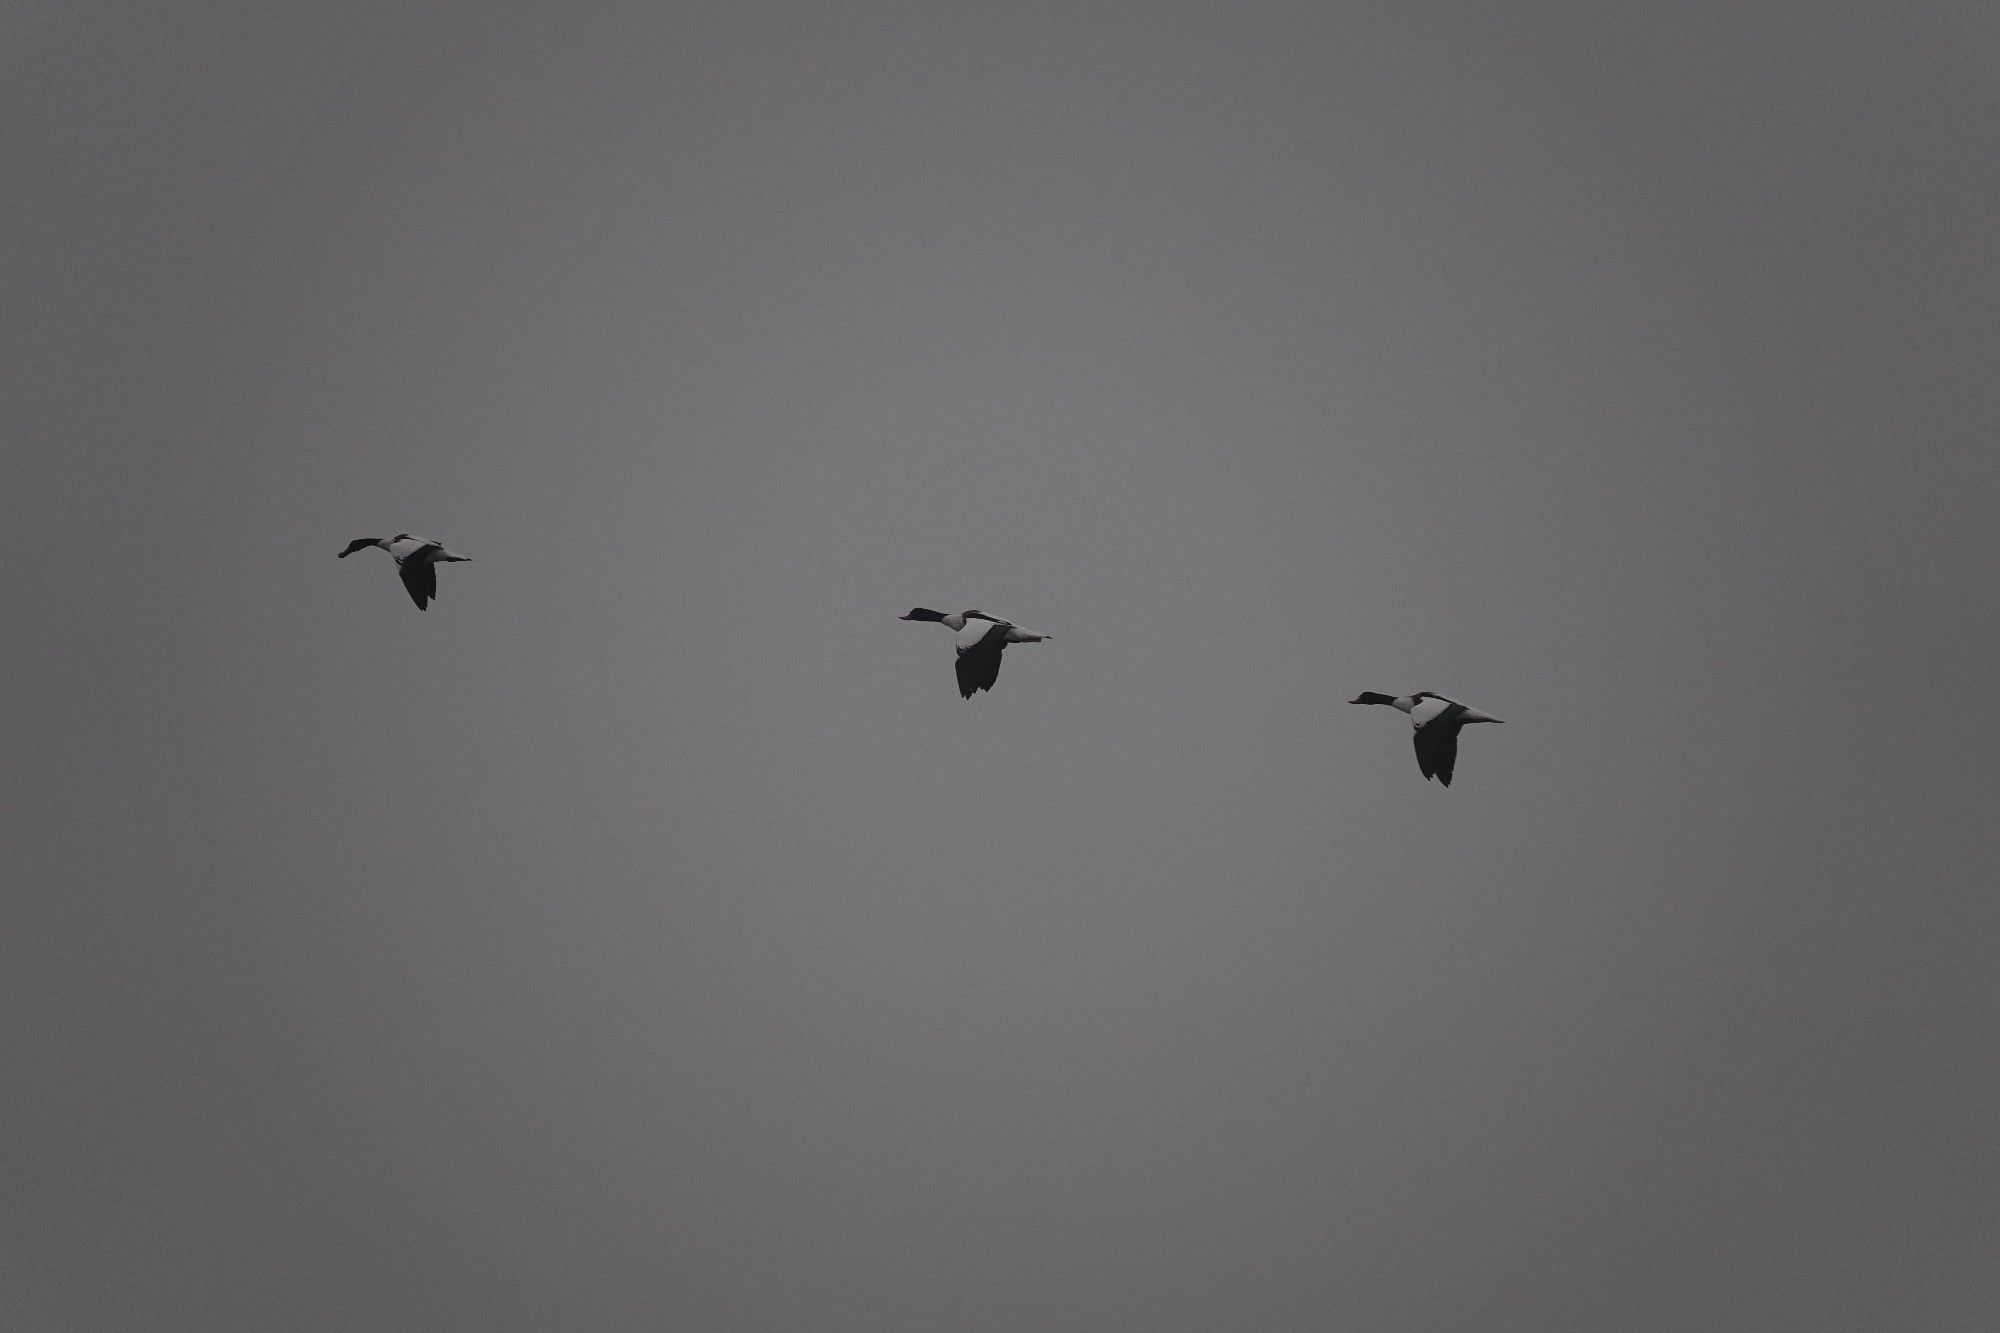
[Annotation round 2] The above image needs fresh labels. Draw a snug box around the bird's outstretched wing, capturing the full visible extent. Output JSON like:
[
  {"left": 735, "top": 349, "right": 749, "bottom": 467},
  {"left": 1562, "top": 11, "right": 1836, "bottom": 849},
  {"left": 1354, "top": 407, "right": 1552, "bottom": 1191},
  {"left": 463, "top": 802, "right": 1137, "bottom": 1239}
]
[
  {"left": 953, "top": 621, "right": 1010, "bottom": 698},
  {"left": 1412, "top": 724, "right": 1460, "bottom": 786},
  {"left": 398, "top": 550, "right": 439, "bottom": 610},
  {"left": 1408, "top": 695, "right": 1461, "bottom": 728}
]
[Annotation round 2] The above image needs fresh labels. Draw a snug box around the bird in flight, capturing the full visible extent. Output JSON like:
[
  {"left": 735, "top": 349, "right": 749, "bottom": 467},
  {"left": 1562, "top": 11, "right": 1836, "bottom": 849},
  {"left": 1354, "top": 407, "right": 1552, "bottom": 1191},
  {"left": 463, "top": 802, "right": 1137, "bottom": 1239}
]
[
  {"left": 900, "top": 608, "right": 1050, "bottom": 698},
  {"left": 338, "top": 534, "right": 472, "bottom": 610},
  {"left": 1350, "top": 691, "right": 1504, "bottom": 786}
]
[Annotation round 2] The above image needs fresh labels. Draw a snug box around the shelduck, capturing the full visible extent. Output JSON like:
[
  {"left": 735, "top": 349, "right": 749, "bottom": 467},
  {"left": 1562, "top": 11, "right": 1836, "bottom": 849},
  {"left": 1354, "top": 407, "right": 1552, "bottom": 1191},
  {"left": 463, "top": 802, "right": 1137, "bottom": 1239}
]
[
  {"left": 900, "top": 608, "right": 1050, "bottom": 698},
  {"left": 338, "top": 534, "right": 472, "bottom": 610},
  {"left": 1350, "top": 691, "right": 1504, "bottom": 787}
]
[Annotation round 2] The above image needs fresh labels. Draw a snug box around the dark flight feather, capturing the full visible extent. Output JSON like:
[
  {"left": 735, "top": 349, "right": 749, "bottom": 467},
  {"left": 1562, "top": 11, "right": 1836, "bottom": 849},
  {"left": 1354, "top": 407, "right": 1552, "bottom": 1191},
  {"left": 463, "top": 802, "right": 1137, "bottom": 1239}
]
[
  {"left": 398, "top": 552, "right": 438, "bottom": 610},
  {"left": 1412, "top": 702, "right": 1468, "bottom": 785},
  {"left": 953, "top": 621, "right": 1010, "bottom": 698}
]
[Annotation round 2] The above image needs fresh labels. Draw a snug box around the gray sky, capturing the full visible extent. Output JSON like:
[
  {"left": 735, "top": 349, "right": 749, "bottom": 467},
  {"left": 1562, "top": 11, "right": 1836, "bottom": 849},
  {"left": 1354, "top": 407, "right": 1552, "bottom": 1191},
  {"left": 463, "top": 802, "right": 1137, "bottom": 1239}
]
[{"left": 5, "top": 3, "right": 1996, "bottom": 1329}]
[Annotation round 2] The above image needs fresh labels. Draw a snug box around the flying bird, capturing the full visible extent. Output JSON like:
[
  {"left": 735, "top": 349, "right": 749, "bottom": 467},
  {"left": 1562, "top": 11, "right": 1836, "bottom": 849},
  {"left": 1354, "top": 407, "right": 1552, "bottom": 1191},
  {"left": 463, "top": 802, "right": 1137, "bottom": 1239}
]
[
  {"left": 900, "top": 608, "right": 1050, "bottom": 698},
  {"left": 1350, "top": 691, "right": 1504, "bottom": 787},
  {"left": 337, "top": 534, "right": 472, "bottom": 610}
]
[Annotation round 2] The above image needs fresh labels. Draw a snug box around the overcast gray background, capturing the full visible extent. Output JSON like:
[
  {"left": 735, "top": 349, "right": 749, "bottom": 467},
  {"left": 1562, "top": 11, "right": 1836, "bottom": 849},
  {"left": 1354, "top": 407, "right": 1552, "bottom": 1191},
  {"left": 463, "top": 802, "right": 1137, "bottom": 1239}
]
[{"left": 5, "top": 3, "right": 1997, "bottom": 1329}]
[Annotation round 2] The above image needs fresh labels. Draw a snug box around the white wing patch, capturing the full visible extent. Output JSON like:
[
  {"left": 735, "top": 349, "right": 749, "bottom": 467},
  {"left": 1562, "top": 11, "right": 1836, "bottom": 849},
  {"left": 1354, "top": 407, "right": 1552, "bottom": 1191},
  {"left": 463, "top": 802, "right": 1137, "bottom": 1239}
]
[
  {"left": 955, "top": 619, "right": 1004, "bottom": 653},
  {"left": 1408, "top": 696, "right": 1458, "bottom": 728}
]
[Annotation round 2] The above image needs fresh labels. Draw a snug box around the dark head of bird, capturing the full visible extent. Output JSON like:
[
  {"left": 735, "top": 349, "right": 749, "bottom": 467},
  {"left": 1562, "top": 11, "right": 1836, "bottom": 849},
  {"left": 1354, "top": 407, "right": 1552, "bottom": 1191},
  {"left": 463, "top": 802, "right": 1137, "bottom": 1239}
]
[
  {"left": 899, "top": 607, "right": 948, "bottom": 622},
  {"left": 337, "top": 537, "right": 382, "bottom": 558},
  {"left": 1349, "top": 691, "right": 1397, "bottom": 706}
]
